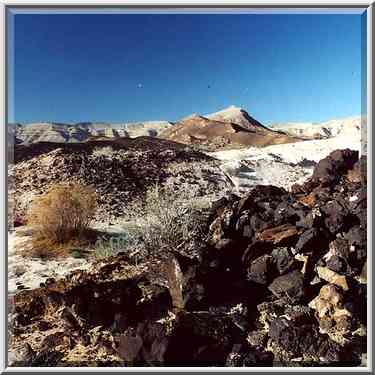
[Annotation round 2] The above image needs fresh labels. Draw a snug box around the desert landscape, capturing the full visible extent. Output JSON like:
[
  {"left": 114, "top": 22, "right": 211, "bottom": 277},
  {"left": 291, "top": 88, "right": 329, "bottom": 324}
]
[
  {"left": 7, "top": 106, "right": 367, "bottom": 367},
  {"left": 6, "top": 6, "right": 367, "bottom": 368}
]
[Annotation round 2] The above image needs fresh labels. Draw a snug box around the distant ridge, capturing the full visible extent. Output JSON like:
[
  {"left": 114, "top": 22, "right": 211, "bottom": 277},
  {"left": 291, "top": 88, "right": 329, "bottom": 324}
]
[
  {"left": 270, "top": 116, "right": 361, "bottom": 139},
  {"left": 10, "top": 121, "right": 173, "bottom": 144},
  {"left": 9, "top": 108, "right": 360, "bottom": 148}
]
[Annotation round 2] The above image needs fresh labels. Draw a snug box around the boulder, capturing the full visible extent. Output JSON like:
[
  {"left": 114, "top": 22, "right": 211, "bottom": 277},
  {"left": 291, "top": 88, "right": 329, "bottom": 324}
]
[
  {"left": 246, "top": 255, "right": 275, "bottom": 285},
  {"left": 316, "top": 266, "right": 349, "bottom": 291},
  {"left": 268, "top": 270, "right": 304, "bottom": 303},
  {"left": 256, "top": 224, "right": 299, "bottom": 246}
]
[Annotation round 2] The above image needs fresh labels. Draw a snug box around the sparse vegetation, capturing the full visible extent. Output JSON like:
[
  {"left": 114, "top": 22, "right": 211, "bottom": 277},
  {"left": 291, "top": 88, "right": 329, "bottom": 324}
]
[
  {"left": 27, "top": 182, "right": 97, "bottom": 257},
  {"left": 93, "top": 231, "right": 144, "bottom": 261},
  {"left": 91, "top": 146, "right": 114, "bottom": 159},
  {"left": 123, "top": 184, "right": 209, "bottom": 258},
  {"left": 70, "top": 249, "right": 83, "bottom": 259}
]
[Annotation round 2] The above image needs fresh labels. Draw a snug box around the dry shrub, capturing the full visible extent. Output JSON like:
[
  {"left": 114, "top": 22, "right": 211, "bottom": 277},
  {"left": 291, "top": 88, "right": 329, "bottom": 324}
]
[
  {"left": 124, "top": 184, "right": 208, "bottom": 258},
  {"left": 27, "top": 183, "right": 97, "bottom": 257},
  {"left": 91, "top": 146, "right": 114, "bottom": 159}
]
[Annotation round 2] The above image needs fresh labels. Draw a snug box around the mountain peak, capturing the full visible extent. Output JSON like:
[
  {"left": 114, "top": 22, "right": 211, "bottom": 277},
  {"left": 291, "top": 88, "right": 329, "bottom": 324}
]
[
  {"left": 180, "top": 113, "right": 205, "bottom": 121},
  {"left": 205, "top": 105, "right": 267, "bottom": 132},
  {"left": 208, "top": 105, "right": 244, "bottom": 115}
]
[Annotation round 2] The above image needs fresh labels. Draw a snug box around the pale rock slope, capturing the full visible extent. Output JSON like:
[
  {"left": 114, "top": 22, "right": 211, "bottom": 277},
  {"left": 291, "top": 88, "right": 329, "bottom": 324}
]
[
  {"left": 77, "top": 121, "right": 173, "bottom": 138},
  {"left": 11, "top": 121, "right": 173, "bottom": 144},
  {"left": 209, "top": 134, "right": 361, "bottom": 194},
  {"left": 270, "top": 116, "right": 361, "bottom": 139}
]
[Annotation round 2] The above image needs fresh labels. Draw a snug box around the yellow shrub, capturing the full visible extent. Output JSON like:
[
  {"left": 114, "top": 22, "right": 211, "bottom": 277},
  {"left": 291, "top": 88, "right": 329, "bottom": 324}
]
[{"left": 28, "top": 183, "right": 97, "bottom": 246}]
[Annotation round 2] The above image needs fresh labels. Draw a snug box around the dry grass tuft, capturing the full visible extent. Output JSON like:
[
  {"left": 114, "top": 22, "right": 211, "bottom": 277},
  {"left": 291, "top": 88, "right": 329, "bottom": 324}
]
[
  {"left": 123, "top": 184, "right": 208, "bottom": 259},
  {"left": 26, "top": 183, "right": 97, "bottom": 258}
]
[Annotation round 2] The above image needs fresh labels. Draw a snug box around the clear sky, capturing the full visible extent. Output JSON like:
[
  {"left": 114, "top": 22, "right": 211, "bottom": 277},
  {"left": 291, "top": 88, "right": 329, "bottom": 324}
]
[{"left": 8, "top": 11, "right": 364, "bottom": 124}]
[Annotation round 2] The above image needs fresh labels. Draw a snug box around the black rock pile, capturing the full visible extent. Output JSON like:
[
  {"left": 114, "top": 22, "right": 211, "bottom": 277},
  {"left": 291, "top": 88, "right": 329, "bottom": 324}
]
[{"left": 206, "top": 148, "right": 366, "bottom": 365}]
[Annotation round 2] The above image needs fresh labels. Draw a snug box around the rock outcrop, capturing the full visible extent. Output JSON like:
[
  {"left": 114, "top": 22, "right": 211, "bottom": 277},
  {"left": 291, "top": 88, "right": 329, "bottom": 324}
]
[
  {"left": 9, "top": 149, "right": 366, "bottom": 366},
  {"left": 206, "top": 149, "right": 366, "bottom": 365}
]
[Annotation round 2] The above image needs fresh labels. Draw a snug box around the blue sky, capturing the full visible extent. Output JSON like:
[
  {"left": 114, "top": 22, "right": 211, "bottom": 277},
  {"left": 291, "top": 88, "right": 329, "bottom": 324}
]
[{"left": 8, "top": 11, "right": 364, "bottom": 124}]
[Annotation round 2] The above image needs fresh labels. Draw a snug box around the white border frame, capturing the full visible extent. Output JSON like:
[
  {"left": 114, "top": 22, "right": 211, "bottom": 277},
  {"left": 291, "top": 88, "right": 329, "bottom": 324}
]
[{"left": 0, "top": 1, "right": 372, "bottom": 373}]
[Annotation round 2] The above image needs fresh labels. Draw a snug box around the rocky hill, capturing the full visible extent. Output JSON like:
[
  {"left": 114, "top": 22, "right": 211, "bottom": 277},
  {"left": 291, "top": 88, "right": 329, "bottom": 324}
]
[
  {"left": 9, "top": 149, "right": 366, "bottom": 366},
  {"left": 10, "top": 137, "right": 233, "bottom": 224},
  {"left": 160, "top": 108, "right": 300, "bottom": 151}
]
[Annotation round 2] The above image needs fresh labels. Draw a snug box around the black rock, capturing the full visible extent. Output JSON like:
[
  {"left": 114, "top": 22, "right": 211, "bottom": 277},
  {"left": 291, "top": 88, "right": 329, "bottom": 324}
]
[
  {"left": 268, "top": 270, "right": 304, "bottom": 303},
  {"left": 311, "top": 149, "right": 358, "bottom": 188},
  {"left": 326, "top": 255, "right": 347, "bottom": 274},
  {"left": 269, "top": 317, "right": 340, "bottom": 360},
  {"left": 274, "top": 201, "right": 299, "bottom": 225},
  {"left": 246, "top": 255, "right": 275, "bottom": 285},
  {"left": 250, "top": 214, "right": 269, "bottom": 232},
  {"left": 322, "top": 200, "right": 358, "bottom": 235},
  {"left": 271, "top": 247, "right": 296, "bottom": 275},
  {"left": 295, "top": 228, "right": 321, "bottom": 254},
  {"left": 225, "top": 343, "right": 274, "bottom": 366},
  {"left": 296, "top": 210, "right": 323, "bottom": 229},
  {"left": 284, "top": 305, "right": 312, "bottom": 325}
]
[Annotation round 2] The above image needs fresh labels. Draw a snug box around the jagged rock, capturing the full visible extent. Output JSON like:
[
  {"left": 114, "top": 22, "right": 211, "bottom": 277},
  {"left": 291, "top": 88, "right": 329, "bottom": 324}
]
[
  {"left": 274, "top": 201, "right": 300, "bottom": 224},
  {"left": 256, "top": 224, "right": 299, "bottom": 246},
  {"left": 308, "top": 284, "right": 354, "bottom": 344},
  {"left": 247, "top": 331, "right": 268, "bottom": 347},
  {"left": 250, "top": 215, "right": 270, "bottom": 232},
  {"left": 326, "top": 255, "right": 347, "bottom": 274},
  {"left": 295, "top": 228, "right": 321, "bottom": 254},
  {"left": 284, "top": 305, "right": 312, "bottom": 324},
  {"left": 321, "top": 200, "right": 354, "bottom": 234},
  {"left": 344, "top": 226, "right": 366, "bottom": 266},
  {"left": 9, "top": 343, "right": 35, "bottom": 365},
  {"left": 268, "top": 317, "right": 342, "bottom": 362},
  {"left": 316, "top": 267, "right": 349, "bottom": 291},
  {"left": 214, "top": 238, "right": 235, "bottom": 251},
  {"left": 225, "top": 343, "right": 273, "bottom": 366},
  {"left": 310, "top": 149, "right": 359, "bottom": 188},
  {"left": 271, "top": 247, "right": 296, "bottom": 275},
  {"left": 165, "top": 311, "right": 236, "bottom": 365},
  {"left": 58, "top": 306, "right": 82, "bottom": 331},
  {"left": 9, "top": 256, "right": 176, "bottom": 365},
  {"left": 118, "top": 321, "right": 170, "bottom": 364},
  {"left": 118, "top": 327, "right": 143, "bottom": 362},
  {"left": 268, "top": 270, "right": 304, "bottom": 303},
  {"left": 296, "top": 208, "right": 323, "bottom": 228},
  {"left": 308, "top": 284, "right": 344, "bottom": 319},
  {"left": 242, "top": 241, "right": 272, "bottom": 267},
  {"left": 246, "top": 255, "right": 275, "bottom": 285}
]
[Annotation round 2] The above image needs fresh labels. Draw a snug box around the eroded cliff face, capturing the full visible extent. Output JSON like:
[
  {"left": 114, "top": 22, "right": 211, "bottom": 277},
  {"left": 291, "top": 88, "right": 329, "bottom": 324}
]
[{"left": 9, "top": 149, "right": 367, "bottom": 367}]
